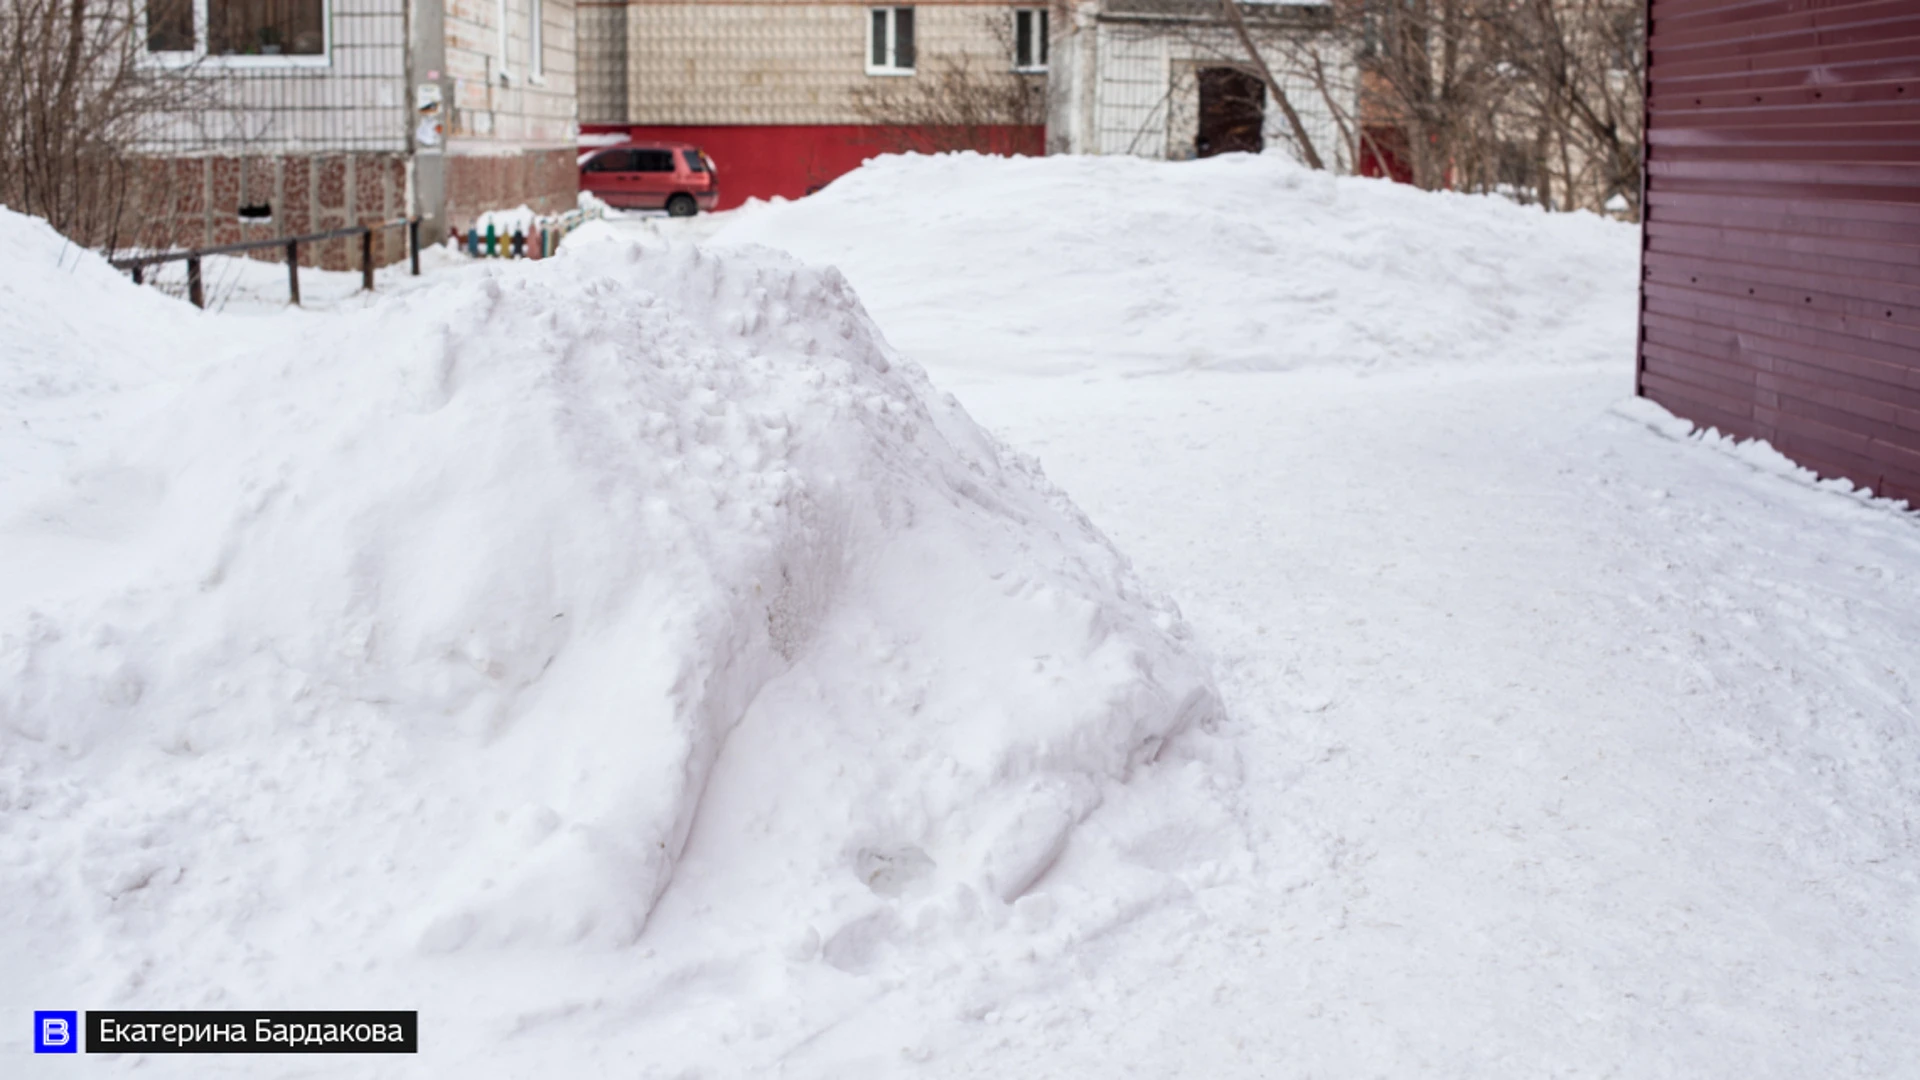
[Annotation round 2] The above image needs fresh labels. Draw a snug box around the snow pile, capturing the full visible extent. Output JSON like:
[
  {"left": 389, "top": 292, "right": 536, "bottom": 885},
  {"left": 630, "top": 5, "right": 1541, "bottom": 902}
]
[
  {"left": 0, "top": 206, "right": 1223, "bottom": 1066},
  {"left": 0, "top": 221, "right": 189, "bottom": 535},
  {"left": 651, "top": 154, "right": 1920, "bottom": 1077},
  {"left": 713, "top": 152, "right": 1637, "bottom": 375},
  {"left": 574, "top": 188, "right": 616, "bottom": 215}
]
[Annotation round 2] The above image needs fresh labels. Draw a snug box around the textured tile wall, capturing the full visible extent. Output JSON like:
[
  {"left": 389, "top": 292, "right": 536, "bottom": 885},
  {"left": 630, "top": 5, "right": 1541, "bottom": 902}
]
[
  {"left": 447, "top": 0, "right": 582, "bottom": 145},
  {"left": 624, "top": 3, "right": 1030, "bottom": 125}
]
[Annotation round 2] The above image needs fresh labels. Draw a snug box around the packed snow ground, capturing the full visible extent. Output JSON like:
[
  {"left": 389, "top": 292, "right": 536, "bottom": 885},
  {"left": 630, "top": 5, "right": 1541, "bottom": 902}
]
[
  {"left": 6, "top": 152, "right": 1919, "bottom": 1077},
  {"left": 715, "top": 155, "right": 1920, "bottom": 1075},
  {"left": 903, "top": 371, "right": 1920, "bottom": 1078}
]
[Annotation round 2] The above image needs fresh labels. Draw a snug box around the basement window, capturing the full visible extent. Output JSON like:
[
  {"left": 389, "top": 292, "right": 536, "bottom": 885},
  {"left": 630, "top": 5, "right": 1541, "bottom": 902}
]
[
  {"left": 1013, "top": 8, "right": 1047, "bottom": 72},
  {"left": 868, "top": 6, "right": 915, "bottom": 75}
]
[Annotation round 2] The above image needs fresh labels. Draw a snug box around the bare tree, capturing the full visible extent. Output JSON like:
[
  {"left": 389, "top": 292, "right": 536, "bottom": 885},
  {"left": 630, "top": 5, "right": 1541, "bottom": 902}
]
[
  {"left": 1186, "top": 0, "right": 1642, "bottom": 215},
  {"left": 1343, "top": 0, "right": 1512, "bottom": 190},
  {"left": 1124, "top": 0, "right": 1375, "bottom": 172},
  {"left": 1490, "top": 0, "right": 1644, "bottom": 214},
  {"left": 0, "top": 0, "right": 208, "bottom": 251},
  {"left": 1216, "top": 0, "right": 1325, "bottom": 169}
]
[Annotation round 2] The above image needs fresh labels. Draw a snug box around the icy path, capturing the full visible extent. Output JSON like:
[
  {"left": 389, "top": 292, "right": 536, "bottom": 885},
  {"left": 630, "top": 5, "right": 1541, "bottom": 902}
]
[{"left": 902, "top": 360, "right": 1920, "bottom": 1077}]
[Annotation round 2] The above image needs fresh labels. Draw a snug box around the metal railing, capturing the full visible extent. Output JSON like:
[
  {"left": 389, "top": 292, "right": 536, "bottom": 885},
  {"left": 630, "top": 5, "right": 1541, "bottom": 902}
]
[{"left": 111, "top": 218, "right": 421, "bottom": 309}]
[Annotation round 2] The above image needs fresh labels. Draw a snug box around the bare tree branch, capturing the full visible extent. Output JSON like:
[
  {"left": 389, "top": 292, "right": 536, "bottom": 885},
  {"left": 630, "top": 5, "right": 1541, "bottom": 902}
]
[
  {"left": 1217, "top": 0, "right": 1324, "bottom": 170},
  {"left": 852, "top": 13, "right": 1047, "bottom": 154},
  {"left": 1, "top": 0, "right": 215, "bottom": 251}
]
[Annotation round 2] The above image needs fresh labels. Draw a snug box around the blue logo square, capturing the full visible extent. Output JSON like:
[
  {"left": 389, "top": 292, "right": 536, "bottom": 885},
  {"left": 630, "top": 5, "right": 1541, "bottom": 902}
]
[{"left": 34, "top": 1011, "right": 79, "bottom": 1054}]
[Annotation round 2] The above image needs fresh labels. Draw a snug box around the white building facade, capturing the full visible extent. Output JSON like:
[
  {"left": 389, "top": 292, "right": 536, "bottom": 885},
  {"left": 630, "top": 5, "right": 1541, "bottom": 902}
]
[{"left": 1047, "top": 0, "right": 1354, "bottom": 169}]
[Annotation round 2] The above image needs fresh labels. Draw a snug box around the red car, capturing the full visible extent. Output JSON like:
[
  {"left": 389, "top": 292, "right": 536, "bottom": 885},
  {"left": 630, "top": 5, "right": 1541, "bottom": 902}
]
[{"left": 578, "top": 142, "right": 720, "bottom": 216}]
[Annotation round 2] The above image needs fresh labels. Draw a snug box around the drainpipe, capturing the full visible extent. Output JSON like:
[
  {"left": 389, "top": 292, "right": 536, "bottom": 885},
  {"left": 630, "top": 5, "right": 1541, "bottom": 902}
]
[
  {"left": 1078, "top": 0, "right": 1098, "bottom": 153},
  {"left": 411, "top": 0, "right": 450, "bottom": 246}
]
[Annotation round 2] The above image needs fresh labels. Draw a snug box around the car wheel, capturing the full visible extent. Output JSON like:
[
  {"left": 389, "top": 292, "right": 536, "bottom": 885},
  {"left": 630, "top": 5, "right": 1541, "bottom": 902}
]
[{"left": 666, "top": 194, "right": 697, "bottom": 218}]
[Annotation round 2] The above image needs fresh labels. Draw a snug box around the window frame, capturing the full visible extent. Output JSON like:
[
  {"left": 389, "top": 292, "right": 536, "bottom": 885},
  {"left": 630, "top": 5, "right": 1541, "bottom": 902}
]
[
  {"left": 142, "top": 0, "right": 196, "bottom": 57},
  {"left": 139, "top": 0, "right": 332, "bottom": 68},
  {"left": 866, "top": 6, "right": 915, "bottom": 76},
  {"left": 1012, "top": 7, "right": 1048, "bottom": 73},
  {"left": 529, "top": 0, "right": 545, "bottom": 81},
  {"left": 497, "top": 0, "right": 511, "bottom": 78}
]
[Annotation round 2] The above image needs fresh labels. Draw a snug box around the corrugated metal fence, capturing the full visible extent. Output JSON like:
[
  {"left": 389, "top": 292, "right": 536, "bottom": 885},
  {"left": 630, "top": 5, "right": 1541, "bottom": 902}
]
[{"left": 1638, "top": 0, "right": 1920, "bottom": 506}]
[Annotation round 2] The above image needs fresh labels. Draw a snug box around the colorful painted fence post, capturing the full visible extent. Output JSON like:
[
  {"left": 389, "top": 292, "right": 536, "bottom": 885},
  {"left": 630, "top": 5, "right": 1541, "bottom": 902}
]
[{"left": 460, "top": 205, "right": 603, "bottom": 260}]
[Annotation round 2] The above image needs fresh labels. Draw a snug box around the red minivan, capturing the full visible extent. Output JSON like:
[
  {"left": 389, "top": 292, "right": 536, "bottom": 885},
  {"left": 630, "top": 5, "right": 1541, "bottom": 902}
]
[{"left": 578, "top": 142, "right": 720, "bottom": 216}]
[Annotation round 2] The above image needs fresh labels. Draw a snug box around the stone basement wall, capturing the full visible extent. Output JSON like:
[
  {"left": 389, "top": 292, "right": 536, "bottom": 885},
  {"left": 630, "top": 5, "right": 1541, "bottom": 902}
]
[
  {"left": 130, "top": 153, "right": 412, "bottom": 271},
  {"left": 444, "top": 148, "right": 580, "bottom": 232}
]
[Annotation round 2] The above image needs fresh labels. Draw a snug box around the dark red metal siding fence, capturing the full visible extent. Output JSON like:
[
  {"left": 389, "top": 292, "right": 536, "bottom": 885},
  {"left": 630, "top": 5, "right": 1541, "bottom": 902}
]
[{"left": 1639, "top": 0, "right": 1920, "bottom": 505}]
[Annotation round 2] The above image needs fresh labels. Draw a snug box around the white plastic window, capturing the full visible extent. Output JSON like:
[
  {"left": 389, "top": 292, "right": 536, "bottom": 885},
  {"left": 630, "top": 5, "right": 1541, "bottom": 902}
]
[
  {"left": 497, "top": 0, "right": 509, "bottom": 75},
  {"left": 1013, "top": 8, "right": 1048, "bottom": 72},
  {"left": 868, "top": 7, "right": 915, "bottom": 74},
  {"left": 530, "top": 0, "right": 544, "bottom": 78},
  {"left": 143, "top": 0, "right": 330, "bottom": 65}
]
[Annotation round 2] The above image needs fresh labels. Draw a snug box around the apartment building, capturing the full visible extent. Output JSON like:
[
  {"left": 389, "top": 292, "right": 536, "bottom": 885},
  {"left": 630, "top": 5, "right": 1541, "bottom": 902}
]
[
  {"left": 580, "top": 0, "right": 1049, "bottom": 205},
  {"left": 131, "top": 0, "right": 580, "bottom": 262}
]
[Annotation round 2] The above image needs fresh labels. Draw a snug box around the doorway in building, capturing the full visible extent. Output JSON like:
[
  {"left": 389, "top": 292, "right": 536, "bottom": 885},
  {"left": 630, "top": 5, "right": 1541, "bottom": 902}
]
[{"left": 1196, "top": 68, "right": 1265, "bottom": 157}]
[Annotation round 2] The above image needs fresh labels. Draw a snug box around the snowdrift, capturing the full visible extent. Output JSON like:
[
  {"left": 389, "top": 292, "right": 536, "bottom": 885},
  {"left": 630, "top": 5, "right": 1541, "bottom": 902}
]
[
  {"left": 710, "top": 152, "right": 1638, "bottom": 375},
  {"left": 0, "top": 207, "right": 1219, "bottom": 1049}
]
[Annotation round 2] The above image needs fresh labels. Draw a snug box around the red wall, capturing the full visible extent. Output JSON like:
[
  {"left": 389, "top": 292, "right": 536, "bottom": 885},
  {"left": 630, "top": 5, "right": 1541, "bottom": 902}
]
[
  {"left": 581, "top": 124, "right": 1044, "bottom": 210},
  {"left": 1357, "top": 126, "right": 1414, "bottom": 185}
]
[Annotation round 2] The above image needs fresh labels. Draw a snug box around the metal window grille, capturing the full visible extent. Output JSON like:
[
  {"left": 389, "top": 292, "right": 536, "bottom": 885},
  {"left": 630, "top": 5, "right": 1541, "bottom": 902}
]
[{"left": 138, "top": 0, "right": 407, "bottom": 156}]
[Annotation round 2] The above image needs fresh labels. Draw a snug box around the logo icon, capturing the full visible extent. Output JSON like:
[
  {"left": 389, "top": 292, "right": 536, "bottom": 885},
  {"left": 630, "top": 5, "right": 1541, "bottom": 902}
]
[{"left": 34, "top": 1011, "right": 79, "bottom": 1054}]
